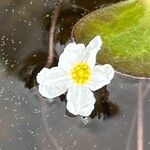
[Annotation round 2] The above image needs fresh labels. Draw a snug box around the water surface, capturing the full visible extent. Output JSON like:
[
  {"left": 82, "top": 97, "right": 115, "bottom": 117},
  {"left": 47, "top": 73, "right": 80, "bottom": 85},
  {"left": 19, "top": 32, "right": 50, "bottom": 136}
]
[{"left": 0, "top": 0, "right": 150, "bottom": 150}]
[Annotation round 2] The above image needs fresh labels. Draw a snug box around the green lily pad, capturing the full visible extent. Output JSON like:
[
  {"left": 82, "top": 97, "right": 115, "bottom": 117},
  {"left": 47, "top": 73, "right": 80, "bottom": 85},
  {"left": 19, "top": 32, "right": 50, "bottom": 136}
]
[{"left": 72, "top": 0, "right": 150, "bottom": 77}]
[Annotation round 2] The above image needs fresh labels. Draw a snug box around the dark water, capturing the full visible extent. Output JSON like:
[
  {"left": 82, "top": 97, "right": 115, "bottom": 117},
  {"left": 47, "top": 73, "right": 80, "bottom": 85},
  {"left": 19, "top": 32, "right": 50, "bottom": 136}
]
[{"left": 0, "top": 0, "right": 150, "bottom": 150}]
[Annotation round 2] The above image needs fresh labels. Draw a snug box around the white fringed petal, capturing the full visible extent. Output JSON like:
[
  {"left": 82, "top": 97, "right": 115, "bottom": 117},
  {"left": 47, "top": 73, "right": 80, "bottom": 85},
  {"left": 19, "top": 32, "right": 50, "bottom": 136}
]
[
  {"left": 85, "top": 35, "right": 102, "bottom": 69},
  {"left": 88, "top": 64, "right": 115, "bottom": 91},
  {"left": 58, "top": 43, "right": 85, "bottom": 71},
  {"left": 37, "top": 67, "right": 69, "bottom": 99},
  {"left": 64, "top": 43, "right": 85, "bottom": 52},
  {"left": 37, "top": 68, "right": 51, "bottom": 84},
  {"left": 66, "top": 85, "right": 96, "bottom": 116},
  {"left": 38, "top": 84, "right": 67, "bottom": 99},
  {"left": 86, "top": 35, "right": 102, "bottom": 52}
]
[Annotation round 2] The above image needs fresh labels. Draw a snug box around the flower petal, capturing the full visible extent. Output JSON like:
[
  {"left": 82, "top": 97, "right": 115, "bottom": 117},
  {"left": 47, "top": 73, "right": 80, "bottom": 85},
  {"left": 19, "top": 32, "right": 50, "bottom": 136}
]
[
  {"left": 88, "top": 64, "right": 115, "bottom": 91},
  {"left": 85, "top": 35, "right": 102, "bottom": 69},
  {"left": 37, "top": 67, "right": 69, "bottom": 99},
  {"left": 86, "top": 35, "right": 102, "bottom": 52},
  {"left": 58, "top": 42, "right": 85, "bottom": 71},
  {"left": 66, "top": 85, "right": 96, "bottom": 116}
]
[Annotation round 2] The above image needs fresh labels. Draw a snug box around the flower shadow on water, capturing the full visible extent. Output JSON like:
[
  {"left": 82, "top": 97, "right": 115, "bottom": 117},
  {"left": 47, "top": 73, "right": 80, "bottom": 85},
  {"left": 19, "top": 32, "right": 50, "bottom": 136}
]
[{"left": 18, "top": 50, "right": 58, "bottom": 89}]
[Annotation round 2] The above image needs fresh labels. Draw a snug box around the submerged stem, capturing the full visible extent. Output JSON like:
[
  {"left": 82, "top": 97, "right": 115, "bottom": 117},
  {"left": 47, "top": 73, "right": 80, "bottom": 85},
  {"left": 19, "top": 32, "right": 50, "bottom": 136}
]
[
  {"left": 46, "top": 4, "right": 61, "bottom": 68},
  {"left": 137, "top": 81, "right": 144, "bottom": 150}
]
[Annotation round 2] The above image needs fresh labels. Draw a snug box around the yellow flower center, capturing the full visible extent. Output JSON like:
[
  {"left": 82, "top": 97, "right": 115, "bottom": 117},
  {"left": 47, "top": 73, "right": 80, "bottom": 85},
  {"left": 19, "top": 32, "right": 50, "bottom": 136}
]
[{"left": 71, "top": 62, "right": 91, "bottom": 84}]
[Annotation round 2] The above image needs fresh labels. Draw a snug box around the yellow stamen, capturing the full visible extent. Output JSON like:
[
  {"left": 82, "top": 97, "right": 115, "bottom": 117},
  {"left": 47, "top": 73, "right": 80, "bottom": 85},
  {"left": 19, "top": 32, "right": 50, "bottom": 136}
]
[{"left": 71, "top": 62, "right": 91, "bottom": 84}]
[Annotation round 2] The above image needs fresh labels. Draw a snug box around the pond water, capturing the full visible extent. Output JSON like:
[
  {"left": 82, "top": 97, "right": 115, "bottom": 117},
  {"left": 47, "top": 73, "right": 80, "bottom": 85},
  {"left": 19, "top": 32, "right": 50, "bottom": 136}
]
[{"left": 0, "top": 0, "right": 150, "bottom": 150}]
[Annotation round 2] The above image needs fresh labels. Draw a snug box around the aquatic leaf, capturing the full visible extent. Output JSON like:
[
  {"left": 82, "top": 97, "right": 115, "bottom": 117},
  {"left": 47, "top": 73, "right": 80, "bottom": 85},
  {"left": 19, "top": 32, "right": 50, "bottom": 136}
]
[{"left": 73, "top": 0, "right": 150, "bottom": 77}]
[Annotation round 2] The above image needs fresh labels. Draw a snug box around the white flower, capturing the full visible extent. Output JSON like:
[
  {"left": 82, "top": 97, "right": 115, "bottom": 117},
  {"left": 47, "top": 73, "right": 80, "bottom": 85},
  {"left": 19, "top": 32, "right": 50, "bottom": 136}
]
[{"left": 37, "top": 36, "right": 114, "bottom": 116}]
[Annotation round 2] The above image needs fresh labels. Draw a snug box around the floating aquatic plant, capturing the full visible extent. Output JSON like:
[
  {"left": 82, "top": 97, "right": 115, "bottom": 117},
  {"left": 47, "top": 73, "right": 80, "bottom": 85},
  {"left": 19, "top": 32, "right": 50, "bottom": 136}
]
[
  {"left": 37, "top": 36, "right": 114, "bottom": 116},
  {"left": 73, "top": 0, "right": 150, "bottom": 77}
]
